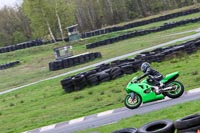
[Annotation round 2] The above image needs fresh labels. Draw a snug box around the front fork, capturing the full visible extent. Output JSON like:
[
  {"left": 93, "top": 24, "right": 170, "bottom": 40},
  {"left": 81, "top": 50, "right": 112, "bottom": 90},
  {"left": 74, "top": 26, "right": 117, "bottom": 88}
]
[{"left": 130, "top": 92, "right": 135, "bottom": 100}]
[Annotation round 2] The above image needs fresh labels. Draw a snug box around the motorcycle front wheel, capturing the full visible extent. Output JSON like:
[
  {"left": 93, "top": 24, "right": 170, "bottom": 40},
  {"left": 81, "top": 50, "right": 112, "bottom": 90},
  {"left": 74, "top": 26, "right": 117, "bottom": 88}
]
[
  {"left": 164, "top": 81, "right": 184, "bottom": 98},
  {"left": 124, "top": 93, "right": 142, "bottom": 109}
]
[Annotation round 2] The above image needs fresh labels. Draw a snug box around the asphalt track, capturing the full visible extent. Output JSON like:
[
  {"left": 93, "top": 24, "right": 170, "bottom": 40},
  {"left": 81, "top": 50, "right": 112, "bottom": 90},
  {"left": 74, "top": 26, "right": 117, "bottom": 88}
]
[
  {"left": 23, "top": 88, "right": 200, "bottom": 133},
  {"left": 1, "top": 32, "right": 200, "bottom": 95}
]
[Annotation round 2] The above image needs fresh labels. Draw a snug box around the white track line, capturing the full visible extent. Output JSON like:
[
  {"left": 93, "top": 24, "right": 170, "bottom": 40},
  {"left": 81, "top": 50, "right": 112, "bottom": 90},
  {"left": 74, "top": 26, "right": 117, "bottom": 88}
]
[
  {"left": 68, "top": 117, "right": 85, "bottom": 125},
  {"left": 187, "top": 88, "right": 200, "bottom": 94},
  {"left": 40, "top": 124, "right": 56, "bottom": 132},
  {"left": 97, "top": 110, "right": 114, "bottom": 117}
]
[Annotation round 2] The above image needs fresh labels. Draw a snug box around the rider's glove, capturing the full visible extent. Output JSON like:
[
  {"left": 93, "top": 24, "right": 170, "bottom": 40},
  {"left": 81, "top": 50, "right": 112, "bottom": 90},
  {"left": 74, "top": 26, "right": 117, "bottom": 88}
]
[
  {"left": 131, "top": 79, "right": 138, "bottom": 83},
  {"left": 133, "top": 79, "right": 138, "bottom": 83}
]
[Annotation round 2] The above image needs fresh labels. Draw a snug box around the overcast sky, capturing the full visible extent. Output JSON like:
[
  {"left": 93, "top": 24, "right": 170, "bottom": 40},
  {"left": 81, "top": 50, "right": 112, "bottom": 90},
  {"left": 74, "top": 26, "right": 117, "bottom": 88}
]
[{"left": 0, "top": 0, "right": 22, "bottom": 8}]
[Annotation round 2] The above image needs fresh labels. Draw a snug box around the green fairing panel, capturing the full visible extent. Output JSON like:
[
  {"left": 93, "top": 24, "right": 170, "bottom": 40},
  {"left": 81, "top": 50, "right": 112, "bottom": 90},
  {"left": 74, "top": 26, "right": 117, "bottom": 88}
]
[
  {"left": 161, "top": 71, "right": 179, "bottom": 83},
  {"left": 126, "top": 82, "right": 164, "bottom": 103}
]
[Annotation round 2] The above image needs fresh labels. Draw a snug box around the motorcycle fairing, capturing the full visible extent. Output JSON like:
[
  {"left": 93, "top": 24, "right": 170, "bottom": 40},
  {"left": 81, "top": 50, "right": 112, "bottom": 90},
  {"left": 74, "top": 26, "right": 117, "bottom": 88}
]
[
  {"left": 161, "top": 71, "right": 179, "bottom": 84},
  {"left": 126, "top": 82, "right": 164, "bottom": 103}
]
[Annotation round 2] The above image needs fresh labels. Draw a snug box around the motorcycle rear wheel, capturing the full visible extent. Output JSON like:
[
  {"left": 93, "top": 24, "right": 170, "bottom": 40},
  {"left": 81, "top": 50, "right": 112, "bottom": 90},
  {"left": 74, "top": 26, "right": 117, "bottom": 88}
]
[
  {"left": 164, "top": 81, "right": 184, "bottom": 98},
  {"left": 124, "top": 93, "right": 142, "bottom": 109}
]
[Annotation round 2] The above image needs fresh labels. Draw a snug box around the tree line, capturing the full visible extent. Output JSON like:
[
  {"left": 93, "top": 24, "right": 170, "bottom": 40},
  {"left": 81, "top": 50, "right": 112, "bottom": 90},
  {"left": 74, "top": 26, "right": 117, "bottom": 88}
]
[{"left": 0, "top": 0, "right": 199, "bottom": 47}]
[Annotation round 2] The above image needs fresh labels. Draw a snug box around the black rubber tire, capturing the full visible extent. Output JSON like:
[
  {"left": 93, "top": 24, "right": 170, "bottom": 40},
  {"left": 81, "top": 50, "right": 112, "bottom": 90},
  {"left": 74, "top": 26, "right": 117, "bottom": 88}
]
[
  {"left": 111, "top": 72, "right": 123, "bottom": 79},
  {"left": 82, "top": 69, "right": 97, "bottom": 77},
  {"left": 94, "top": 52, "right": 102, "bottom": 58},
  {"left": 100, "top": 77, "right": 110, "bottom": 82},
  {"left": 71, "top": 75, "right": 87, "bottom": 91},
  {"left": 60, "top": 77, "right": 73, "bottom": 86},
  {"left": 174, "top": 113, "right": 200, "bottom": 130},
  {"left": 112, "top": 128, "right": 138, "bottom": 133},
  {"left": 121, "top": 64, "right": 134, "bottom": 74},
  {"left": 95, "top": 63, "right": 110, "bottom": 72},
  {"left": 79, "top": 56, "right": 85, "bottom": 63},
  {"left": 138, "top": 120, "right": 175, "bottom": 133},
  {"left": 164, "top": 81, "right": 184, "bottom": 98},
  {"left": 61, "top": 77, "right": 74, "bottom": 93},
  {"left": 86, "top": 74, "right": 99, "bottom": 85},
  {"left": 83, "top": 54, "right": 90, "bottom": 62},
  {"left": 62, "top": 58, "right": 70, "bottom": 68},
  {"left": 89, "top": 53, "right": 95, "bottom": 60},
  {"left": 97, "top": 72, "right": 111, "bottom": 82},
  {"left": 110, "top": 67, "right": 123, "bottom": 79},
  {"left": 63, "top": 87, "right": 74, "bottom": 93},
  {"left": 111, "top": 67, "right": 121, "bottom": 74},
  {"left": 177, "top": 125, "right": 200, "bottom": 133}
]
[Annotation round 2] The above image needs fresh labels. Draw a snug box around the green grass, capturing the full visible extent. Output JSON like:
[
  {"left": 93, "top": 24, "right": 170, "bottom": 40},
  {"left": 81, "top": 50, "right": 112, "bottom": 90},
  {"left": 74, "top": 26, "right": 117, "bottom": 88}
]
[
  {"left": 0, "top": 22, "right": 199, "bottom": 92},
  {"left": 0, "top": 50, "right": 199, "bottom": 133},
  {"left": 77, "top": 100, "right": 200, "bottom": 133}
]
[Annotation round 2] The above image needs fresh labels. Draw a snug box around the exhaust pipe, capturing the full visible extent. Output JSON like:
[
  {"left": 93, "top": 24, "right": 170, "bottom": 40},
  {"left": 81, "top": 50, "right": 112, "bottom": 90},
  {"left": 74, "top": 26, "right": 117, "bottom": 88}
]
[{"left": 162, "top": 86, "right": 176, "bottom": 91}]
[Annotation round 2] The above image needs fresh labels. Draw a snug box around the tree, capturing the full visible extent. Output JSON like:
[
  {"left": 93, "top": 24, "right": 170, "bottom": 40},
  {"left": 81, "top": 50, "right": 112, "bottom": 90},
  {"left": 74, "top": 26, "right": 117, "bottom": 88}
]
[
  {"left": 0, "top": 6, "right": 31, "bottom": 46},
  {"left": 22, "top": 0, "right": 75, "bottom": 40}
]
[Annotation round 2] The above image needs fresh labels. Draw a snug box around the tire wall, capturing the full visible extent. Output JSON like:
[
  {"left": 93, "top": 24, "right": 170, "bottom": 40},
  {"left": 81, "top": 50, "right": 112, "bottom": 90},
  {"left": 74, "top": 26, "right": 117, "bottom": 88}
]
[
  {"left": 0, "top": 60, "right": 20, "bottom": 70},
  {"left": 111, "top": 113, "right": 200, "bottom": 133},
  {"left": 61, "top": 38, "right": 200, "bottom": 93},
  {"left": 86, "top": 16, "right": 200, "bottom": 49},
  {"left": 82, "top": 8, "right": 200, "bottom": 39},
  {"left": 0, "top": 38, "right": 70, "bottom": 54},
  {"left": 49, "top": 52, "right": 102, "bottom": 71}
]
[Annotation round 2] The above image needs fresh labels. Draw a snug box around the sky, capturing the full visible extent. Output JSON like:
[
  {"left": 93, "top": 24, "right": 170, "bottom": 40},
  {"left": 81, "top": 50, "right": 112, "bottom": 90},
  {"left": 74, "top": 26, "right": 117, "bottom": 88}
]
[{"left": 0, "top": 0, "right": 22, "bottom": 8}]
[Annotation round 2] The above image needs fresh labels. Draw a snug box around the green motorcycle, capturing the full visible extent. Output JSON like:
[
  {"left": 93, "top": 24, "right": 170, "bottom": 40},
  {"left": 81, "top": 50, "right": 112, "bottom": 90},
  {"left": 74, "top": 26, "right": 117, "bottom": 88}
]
[{"left": 124, "top": 71, "right": 184, "bottom": 109}]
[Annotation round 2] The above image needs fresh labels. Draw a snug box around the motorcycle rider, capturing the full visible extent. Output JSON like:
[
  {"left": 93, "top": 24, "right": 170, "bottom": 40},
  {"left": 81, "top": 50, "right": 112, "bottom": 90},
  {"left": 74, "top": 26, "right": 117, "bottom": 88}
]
[{"left": 135, "top": 62, "right": 164, "bottom": 94}]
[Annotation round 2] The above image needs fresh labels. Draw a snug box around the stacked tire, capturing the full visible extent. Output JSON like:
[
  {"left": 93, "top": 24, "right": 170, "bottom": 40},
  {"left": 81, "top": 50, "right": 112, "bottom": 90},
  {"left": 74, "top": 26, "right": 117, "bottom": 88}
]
[
  {"left": 86, "top": 17, "right": 200, "bottom": 49},
  {"left": 174, "top": 113, "right": 200, "bottom": 133},
  {"left": 60, "top": 77, "right": 74, "bottom": 93},
  {"left": 112, "top": 128, "right": 138, "bottom": 133},
  {"left": 82, "top": 8, "right": 200, "bottom": 39},
  {"left": 60, "top": 59, "right": 142, "bottom": 93},
  {"left": 49, "top": 52, "right": 102, "bottom": 71},
  {"left": 72, "top": 74, "right": 88, "bottom": 91},
  {"left": 138, "top": 120, "right": 175, "bottom": 133},
  {"left": 86, "top": 74, "right": 99, "bottom": 85},
  {"left": 110, "top": 67, "right": 123, "bottom": 79},
  {"left": 61, "top": 37, "right": 200, "bottom": 93},
  {"left": 0, "top": 60, "right": 20, "bottom": 70},
  {"left": 49, "top": 60, "right": 63, "bottom": 71},
  {"left": 120, "top": 64, "right": 135, "bottom": 74},
  {"left": 0, "top": 39, "right": 55, "bottom": 54},
  {"left": 96, "top": 71, "right": 111, "bottom": 82},
  {"left": 111, "top": 113, "right": 200, "bottom": 133}
]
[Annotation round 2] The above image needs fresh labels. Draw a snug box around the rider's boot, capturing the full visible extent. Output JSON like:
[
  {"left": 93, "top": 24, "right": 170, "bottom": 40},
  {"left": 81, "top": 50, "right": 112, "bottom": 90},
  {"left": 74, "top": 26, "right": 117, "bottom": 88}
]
[
  {"left": 160, "top": 82, "right": 164, "bottom": 88},
  {"left": 158, "top": 82, "right": 165, "bottom": 93},
  {"left": 153, "top": 86, "right": 161, "bottom": 94}
]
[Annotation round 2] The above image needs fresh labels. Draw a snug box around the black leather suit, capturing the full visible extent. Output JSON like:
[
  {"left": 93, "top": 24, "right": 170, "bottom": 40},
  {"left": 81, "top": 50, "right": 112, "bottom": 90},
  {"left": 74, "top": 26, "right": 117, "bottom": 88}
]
[{"left": 137, "top": 67, "right": 163, "bottom": 86}]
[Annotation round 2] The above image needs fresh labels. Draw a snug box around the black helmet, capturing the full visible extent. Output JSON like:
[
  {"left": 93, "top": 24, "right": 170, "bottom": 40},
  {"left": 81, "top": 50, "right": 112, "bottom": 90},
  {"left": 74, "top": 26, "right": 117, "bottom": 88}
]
[{"left": 141, "top": 62, "right": 150, "bottom": 73}]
